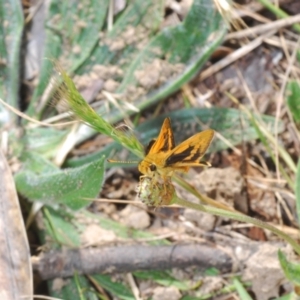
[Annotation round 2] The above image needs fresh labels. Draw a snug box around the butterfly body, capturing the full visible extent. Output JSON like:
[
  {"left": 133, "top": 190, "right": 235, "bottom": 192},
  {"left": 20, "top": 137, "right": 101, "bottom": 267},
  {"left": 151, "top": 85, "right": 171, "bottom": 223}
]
[{"left": 138, "top": 153, "right": 188, "bottom": 178}]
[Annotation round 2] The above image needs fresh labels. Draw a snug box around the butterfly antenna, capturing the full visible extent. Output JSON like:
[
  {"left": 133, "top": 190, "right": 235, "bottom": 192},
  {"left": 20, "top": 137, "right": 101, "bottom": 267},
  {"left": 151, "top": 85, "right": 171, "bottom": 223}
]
[{"left": 108, "top": 159, "right": 139, "bottom": 164}]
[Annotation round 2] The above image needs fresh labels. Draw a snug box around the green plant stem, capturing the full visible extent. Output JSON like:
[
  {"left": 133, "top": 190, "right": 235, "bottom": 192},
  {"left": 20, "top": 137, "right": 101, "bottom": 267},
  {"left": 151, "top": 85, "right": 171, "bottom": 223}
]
[
  {"left": 43, "top": 207, "right": 61, "bottom": 244},
  {"left": 256, "top": 0, "right": 300, "bottom": 33},
  {"left": 173, "top": 174, "right": 237, "bottom": 212},
  {"left": 174, "top": 196, "right": 300, "bottom": 256},
  {"left": 227, "top": 92, "right": 296, "bottom": 190},
  {"left": 233, "top": 278, "right": 252, "bottom": 300},
  {"left": 74, "top": 272, "right": 85, "bottom": 300},
  {"left": 251, "top": 117, "right": 295, "bottom": 190}
]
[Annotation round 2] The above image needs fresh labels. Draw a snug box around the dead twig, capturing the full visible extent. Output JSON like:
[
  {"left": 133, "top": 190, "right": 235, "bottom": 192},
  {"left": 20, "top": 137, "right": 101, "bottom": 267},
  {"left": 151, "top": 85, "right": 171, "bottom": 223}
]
[
  {"left": 199, "top": 30, "right": 276, "bottom": 81},
  {"left": 226, "top": 13, "right": 300, "bottom": 40},
  {"left": 32, "top": 244, "right": 232, "bottom": 280}
]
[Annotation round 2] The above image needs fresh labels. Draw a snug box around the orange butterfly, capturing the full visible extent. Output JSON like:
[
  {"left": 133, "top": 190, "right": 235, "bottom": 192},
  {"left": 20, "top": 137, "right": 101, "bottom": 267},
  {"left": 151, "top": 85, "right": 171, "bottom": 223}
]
[
  {"left": 110, "top": 117, "right": 214, "bottom": 205},
  {"left": 137, "top": 118, "right": 214, "bottom": 206},
  {"left": 138, "top": 117, "right": 214, "bottom": 185}
]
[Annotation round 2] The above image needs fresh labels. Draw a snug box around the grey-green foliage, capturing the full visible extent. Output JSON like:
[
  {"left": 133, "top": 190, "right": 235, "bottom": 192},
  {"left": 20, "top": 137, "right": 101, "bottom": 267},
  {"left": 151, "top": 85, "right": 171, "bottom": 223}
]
[
  {"left": 15, "top": 156, "right": 106, "bottom": 210},
  {"left": 0, "top": 0, "right": 24, "bottom": 123}
]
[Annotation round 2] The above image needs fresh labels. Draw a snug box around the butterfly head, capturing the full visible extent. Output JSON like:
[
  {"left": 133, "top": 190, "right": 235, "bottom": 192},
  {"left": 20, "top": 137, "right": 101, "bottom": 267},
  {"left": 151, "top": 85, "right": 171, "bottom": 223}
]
[{"left": 138, "top": 160, "right": 157, "bottom": 177}]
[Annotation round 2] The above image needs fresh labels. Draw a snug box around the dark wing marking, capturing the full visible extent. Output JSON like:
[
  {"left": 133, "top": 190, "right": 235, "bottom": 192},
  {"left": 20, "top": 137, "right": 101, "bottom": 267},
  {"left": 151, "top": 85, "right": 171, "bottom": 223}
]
[
  {"left": 165, "top": 129, "right": 214, "bottom": 166},
  {"left": 165, "top": 145, "right": 195, "bottom": 165},
  {"left": 145, "top": 139, "right": 156, "bottom": 155},
  {"left": 147, "top": 118, "right": 175, "bottom": 154}
]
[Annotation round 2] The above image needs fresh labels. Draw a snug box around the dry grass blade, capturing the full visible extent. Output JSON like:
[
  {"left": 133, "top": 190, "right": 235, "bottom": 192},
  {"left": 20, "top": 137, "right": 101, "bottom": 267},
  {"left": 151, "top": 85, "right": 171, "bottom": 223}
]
[
  {"left": 199, "top": 30, "right": 276, "bottom": 81},
  {"left": 226, "top": 13, "right": 300, "bottom": 40},
  {"left": 274, "top": 37, "right": 300, "bottom": 179},
  {"left": 0, "top": 97, "right": 76, "bottom": 128},
  {"left": 0, "top": 150, "right": 33, "bottom": 300}
]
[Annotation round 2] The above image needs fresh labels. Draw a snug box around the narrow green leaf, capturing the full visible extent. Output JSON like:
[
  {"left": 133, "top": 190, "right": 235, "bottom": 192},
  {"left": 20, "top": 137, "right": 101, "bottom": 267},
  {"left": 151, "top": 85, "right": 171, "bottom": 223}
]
[
  {"left": 15, "top": 156, "right": 106, "bottom": 210},
  {"left": 204, "top": 268, "right": 220, "bottom": 276},
  {"left": 278, "top": 250, "right": 300, "bottom": 286},
  {"left": 90, "top": 274, "right": 134, "bottom": 300},
  {"left": 134, "top": 270, "right": 191, "bottom": 290},
  {"left": 43, "top": 207, "right": 81, "bottom": 247},
  {"left": 56, "top": 67, "right": 144, "bottom": 158},
  {"left": 233, "top": 278, "right": 252, "bottom": 300},
  {"left": 286, "top": 81, "right": 300, "bottom": 123},
  {"left": 256, "top": 0, "right": 300, "bottom": 32},
  {"left": 0, "top": 0, "right": 24, "bottom": 123},
  {"left": 49, "top": 274, "right": 98, "bottom": 300},
  {"left": 26, "top": 0, "right": 110, "bottom": 117},
  {"left": 116, "top": 0, "right": 225, "bottom": 92}
]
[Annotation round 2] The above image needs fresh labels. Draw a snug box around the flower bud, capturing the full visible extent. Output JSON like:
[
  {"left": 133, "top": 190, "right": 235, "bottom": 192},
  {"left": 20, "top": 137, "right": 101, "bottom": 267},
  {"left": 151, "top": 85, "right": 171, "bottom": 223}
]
[{"left": 136, "top": 177, "right": 175, "bottom": 206}]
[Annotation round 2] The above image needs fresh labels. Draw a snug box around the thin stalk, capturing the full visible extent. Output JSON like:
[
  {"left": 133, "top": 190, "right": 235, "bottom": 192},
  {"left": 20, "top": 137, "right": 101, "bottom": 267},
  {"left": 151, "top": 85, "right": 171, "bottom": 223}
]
[
  {"left": 174, "top": 196, "right": 300, "bottom": 256},
  {"left": 43, "top": 207, "right": 61, "bottom": 245},
  {"left": 227, "top": 92, "right": 295, "bottom": 190},
  {"left": 74, "top": 272, "right": 85, "bottom": 300},
  {"left": 174, "top": 174, "right": 238, "bottom": 212},
  {"left": 256, "top": 0, "right": 300, "bottom": 33}
]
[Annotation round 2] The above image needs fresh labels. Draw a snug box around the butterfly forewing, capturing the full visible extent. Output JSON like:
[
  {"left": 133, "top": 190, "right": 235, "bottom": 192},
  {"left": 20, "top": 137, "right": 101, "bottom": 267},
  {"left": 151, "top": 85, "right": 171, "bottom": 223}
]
[
  {"left": 165, "top": 129, "right": 215, "bottom": 166},
  {"left": 145, "top": 139, "right": 156, "bottom": 155},
  {"left": 146, "top": 118, "right": 175, "bottom": 155}
]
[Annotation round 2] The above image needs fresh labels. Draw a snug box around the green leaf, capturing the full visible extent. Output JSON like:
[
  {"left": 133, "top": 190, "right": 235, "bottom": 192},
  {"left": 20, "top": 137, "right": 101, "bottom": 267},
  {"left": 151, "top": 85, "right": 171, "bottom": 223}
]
[
  {"left": 134, "top": 270, "right": 191, "bottom": 290},
  {"left": 26, "top": 0, "right": 110, "bottom": 117},
  {"left": 116, "top": 0, "right": 225, "bottom": 92},
  {"left": 136, "top": 108, "right": 283, "bottom": 154},
  {"left": 15, "top": 156, "right": 106, "bottom": 210},
  {"left": 273, "top": 293, "right": 294, "bottom": 300},
  {"left": 25, "top": 0, "right": 225, "bottom": 146},
  {"left": 74, "top": 0, "right": 226, "bottom": 143},
  {"left": 233, "top": 278, "right": 252, "bottom": 300},
  {"left": 49, "top": 274, "right": 98, "bottom": 300},
  {"left": 296, "top": 158, "right": 300, "bottom": 227},
  {"left": 38, "top": 208, "right": 170, "bottom": 252},
  {"left": 43, "top": 207, "right": 81, "bottom": 247},
  {"left": 278, "top": 249, "right": 300, "bottom": 286},
  {"left": 90, "top": 274, "right": 135, "bottom": 300},
  {"left": 19, "top": 151, "right": 59, "bottom": 174},
  {"left": 0, "top": 0, "right": 24, "bottom": 124},
  {"left": 286, "top": 81, "right": 300, "bottom": 123},
  {"left": 204, "top": 268, "right": 220, "bottom": 276},
  {"left": 65, "top": 142, "right": 124, "bottom": 168},
  {"left": 22, "top": 127, "right": 68, "bottom": 157}
]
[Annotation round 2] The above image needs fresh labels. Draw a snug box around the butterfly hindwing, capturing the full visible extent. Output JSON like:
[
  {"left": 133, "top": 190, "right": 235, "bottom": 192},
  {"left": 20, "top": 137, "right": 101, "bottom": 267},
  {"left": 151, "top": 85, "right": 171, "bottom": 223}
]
[{"left": 165, "top": 129, "right": 214, "bottom": 166}]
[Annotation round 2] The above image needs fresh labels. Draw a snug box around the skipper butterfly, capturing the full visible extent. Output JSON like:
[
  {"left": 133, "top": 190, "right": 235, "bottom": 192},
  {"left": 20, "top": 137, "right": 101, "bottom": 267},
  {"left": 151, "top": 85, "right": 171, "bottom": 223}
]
[
  {"left": 138, "top": 117, "right": 214, "bottom": 182},
  {"left": 109, "top": 117, "right": 214, "bottom": 205}
]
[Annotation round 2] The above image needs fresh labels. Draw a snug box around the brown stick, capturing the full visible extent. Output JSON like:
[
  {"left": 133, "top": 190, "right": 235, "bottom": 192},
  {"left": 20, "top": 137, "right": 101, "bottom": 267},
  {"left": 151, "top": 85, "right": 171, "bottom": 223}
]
[
  {"left": 0, "top": 150, "right": 33, "bottom": 299},
  {"left": 32, "top": 244, "right": 232, "bottom": 280}
]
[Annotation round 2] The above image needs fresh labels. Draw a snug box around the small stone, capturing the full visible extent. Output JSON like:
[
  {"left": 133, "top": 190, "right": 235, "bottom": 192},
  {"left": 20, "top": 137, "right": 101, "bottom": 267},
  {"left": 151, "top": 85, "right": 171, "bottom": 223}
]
[
  {"left": 152, "top": 286, "right": 181, "bottom": 300},
  {"left": 119, "top": 204, "right": 150, "bottom": 229}
]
